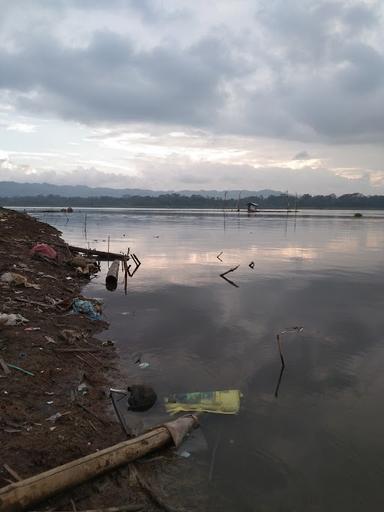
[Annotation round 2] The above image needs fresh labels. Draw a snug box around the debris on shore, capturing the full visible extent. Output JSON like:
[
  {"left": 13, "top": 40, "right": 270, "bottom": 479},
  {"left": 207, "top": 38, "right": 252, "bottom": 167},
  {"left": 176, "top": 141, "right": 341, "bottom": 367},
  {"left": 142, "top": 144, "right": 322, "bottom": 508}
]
[{"left": 0, "top": 208, "right": 205, "bottom": 511}]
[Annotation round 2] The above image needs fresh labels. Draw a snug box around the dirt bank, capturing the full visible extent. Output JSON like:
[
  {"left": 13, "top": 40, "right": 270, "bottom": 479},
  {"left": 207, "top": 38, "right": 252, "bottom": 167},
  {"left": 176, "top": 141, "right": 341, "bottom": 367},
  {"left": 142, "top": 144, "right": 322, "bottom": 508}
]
[{"left": 0, "top": 208, "right": 173, "bottom": 510}]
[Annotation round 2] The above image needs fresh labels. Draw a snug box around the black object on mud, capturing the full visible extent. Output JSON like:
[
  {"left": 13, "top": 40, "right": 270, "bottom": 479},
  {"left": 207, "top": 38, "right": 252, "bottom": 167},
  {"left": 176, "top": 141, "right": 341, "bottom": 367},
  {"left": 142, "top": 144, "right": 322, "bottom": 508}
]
[{"left": 128, "top": 385, "right": 157, "bottom": 412}]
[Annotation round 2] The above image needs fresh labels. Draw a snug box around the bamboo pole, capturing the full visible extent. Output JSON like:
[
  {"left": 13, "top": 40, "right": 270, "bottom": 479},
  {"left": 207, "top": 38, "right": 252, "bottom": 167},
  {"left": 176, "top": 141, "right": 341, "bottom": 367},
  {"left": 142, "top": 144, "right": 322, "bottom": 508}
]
[
  {"left": 0, "top": 426, "right": 174, "bottom": 512},
  {"left": 68, "top": 246, "right": 125, "bottom": 261},
  {"left": 32, "top": 507, "right": 145, "bottom": 512},
  {"left": 123, "top": 256, "right": 128, "bottom": 295},
  {"left": 106, "top": 260, "right": 120, "bottom": 291}
]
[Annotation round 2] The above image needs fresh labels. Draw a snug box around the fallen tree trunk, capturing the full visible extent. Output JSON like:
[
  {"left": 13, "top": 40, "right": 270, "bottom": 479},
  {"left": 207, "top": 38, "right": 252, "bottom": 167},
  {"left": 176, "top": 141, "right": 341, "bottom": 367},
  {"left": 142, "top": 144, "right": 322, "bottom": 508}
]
[
  {"left": 68, "top": 245, "right": 126, "bottom": 261},
  {"left": 0, "top": 416, "right": 198, "bottom": 512}
]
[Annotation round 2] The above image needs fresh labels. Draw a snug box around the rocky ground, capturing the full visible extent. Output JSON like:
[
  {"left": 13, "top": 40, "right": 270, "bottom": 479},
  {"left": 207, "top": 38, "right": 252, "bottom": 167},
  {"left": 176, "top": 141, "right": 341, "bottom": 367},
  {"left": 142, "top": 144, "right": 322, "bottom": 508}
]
[{"left": 0, "top": 208, "right": 207, "bottom": 512}]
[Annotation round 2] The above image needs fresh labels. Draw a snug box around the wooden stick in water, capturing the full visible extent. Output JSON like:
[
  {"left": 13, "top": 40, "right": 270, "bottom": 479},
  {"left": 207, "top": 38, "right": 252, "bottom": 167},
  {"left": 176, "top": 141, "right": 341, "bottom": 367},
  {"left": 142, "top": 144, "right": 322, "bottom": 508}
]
[
  {"left": 123, "top": 256, "right": 128, "bottom": 295},
  {"left": 276, "top": 334, "right": 285, "bottom": 368}
]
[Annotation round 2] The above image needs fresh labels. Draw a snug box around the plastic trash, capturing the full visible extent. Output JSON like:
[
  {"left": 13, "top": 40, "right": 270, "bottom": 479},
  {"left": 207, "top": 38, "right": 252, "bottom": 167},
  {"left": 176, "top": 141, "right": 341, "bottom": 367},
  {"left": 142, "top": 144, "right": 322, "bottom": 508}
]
[
  {"left": 0, "top": 272, "right": 40, "bottom": 289},
  {"left": 165, "top": 389, "right": 242, "bottom": 415},
  {"left": 77, "top": 382, "right": 88, "bottom": 395},
  {"left": 134, "top": 355, "right": 150, "bottom": 369},
  {"left": 46, "top": 412, "right": 64, "bottom": 423},
  {"left": 127, "top": 385, "right": 157, "bottom": 412},
  {"left": 0, "top": 313, "right": 29, "bottom": 326},
  {"left": 30, "top": 243, "right": 57, "bottom": 260},
  {"left": 68, "top": 255, "right": 98, "bottom": 275},
  {"left": 71, "top": 298, "right": 102, "bottom": 321}
]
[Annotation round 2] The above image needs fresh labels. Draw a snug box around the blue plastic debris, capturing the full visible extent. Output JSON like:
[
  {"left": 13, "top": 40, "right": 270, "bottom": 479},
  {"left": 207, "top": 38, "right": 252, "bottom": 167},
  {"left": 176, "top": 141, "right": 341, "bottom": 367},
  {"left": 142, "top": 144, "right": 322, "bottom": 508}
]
[{"left": 72, "top": 298, "right": 102, "bottom": 321}]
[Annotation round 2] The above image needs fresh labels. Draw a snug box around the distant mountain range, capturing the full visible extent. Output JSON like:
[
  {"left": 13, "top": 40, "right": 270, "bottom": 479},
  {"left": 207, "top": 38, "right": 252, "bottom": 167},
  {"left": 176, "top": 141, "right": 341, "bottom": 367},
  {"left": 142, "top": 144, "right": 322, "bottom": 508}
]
[{"left": 0, "top": 181, "right": 281, "bottom": 199}]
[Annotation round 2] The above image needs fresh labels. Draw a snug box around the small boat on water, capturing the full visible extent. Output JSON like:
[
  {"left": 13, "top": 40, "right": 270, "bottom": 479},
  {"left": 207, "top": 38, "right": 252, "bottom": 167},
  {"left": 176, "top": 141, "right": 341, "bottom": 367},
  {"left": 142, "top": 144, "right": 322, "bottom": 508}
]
[{"left": 247, "top": 202, "right": 259, "bottom": 213}]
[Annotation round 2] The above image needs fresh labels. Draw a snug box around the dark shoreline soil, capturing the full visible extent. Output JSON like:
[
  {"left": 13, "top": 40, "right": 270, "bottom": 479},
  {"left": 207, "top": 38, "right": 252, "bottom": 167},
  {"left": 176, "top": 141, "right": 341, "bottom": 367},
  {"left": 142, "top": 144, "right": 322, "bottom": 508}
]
[{"left": 0, "top": 208, "right": 163, "bottom": 510}]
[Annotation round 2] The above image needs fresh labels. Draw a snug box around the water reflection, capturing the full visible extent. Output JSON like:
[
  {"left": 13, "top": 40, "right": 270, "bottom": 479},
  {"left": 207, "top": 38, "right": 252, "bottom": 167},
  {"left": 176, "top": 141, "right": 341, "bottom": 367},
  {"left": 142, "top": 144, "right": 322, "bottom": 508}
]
[{"left": 27, "top": 208, "right": 384, "bottom": 511}]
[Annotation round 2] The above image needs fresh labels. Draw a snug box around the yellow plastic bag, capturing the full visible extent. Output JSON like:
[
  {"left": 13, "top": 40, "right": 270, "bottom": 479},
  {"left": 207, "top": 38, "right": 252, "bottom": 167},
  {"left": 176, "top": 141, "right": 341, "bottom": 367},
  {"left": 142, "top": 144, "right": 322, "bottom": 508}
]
[{"left": 164, "top": 389, "right": 242, "bottom": 415}]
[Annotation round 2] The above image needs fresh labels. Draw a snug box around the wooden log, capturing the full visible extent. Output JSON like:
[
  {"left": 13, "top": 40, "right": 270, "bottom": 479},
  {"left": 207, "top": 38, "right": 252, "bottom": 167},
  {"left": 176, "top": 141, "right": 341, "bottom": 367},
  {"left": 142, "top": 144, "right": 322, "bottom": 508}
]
[
  {"left": 105, "top": 260, "right": 120, "bottom": 291},
  {"left": 31, "top": 507, "right": 145, "bottom": 512},
  {"left": 53, "top": 348, "right": 105, "bottom": 353},
  {"left": 68, "top": 246, "right": 126, "bottom": 261},
  {"left": 0, "top": 420, "right": 195, "bottom": 512}
]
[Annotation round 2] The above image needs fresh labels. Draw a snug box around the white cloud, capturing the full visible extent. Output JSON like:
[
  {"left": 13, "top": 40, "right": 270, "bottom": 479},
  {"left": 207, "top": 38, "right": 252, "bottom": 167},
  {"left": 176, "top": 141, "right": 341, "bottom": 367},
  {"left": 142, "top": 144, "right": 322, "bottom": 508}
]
[{"left": 6, "top": 122, "right": 37, "bottom": 133}]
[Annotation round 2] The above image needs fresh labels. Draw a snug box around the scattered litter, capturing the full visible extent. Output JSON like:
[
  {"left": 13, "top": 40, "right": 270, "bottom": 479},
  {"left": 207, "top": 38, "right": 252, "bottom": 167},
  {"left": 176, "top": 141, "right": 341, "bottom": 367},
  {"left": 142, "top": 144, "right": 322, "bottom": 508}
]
[
  {"left": 134, "top": 355, "right": 150, "bottom": 369},
  {"left": 59, "top": 329, "right": 83, "bottom": 344},
  {"left": 66, "top": 276, "right": 73, "bottom": 280},
  {"left": 77, "top": 381, "right": 88, "bottom": 395},
  {"left": 46, "top": 401, "right": 54, "bottom": 405},
  {"left": 46, "top": 412, "right": 70, "bottom": 423},
  {"left": 45, "top": 296, "right": 63, "bottom": 306},
  {"left": 37, "top": 272, "right": 57, "bottom": 280},
  {"left": 30, "top": 243, "right": 57, "bottom": 260},
  {"left": 0, "top": 272, "right": 40, "bottom": 289},
  {"left": 280, "top": 326, "right": 304, "bottom": 334},
  {"left": 6, "top": 363, "right": 34, "bottom": 376},
  {"left": 121, "top": 312, "right": 130, "bottom": 316},
  {"left": 102, "top": 339, "right": 114, "bottom": 346},
  {"left": 165, "top": 389, "right": 242, "bottom": 415},
  {"left": 72, "top": 298, "right": 102, "bottom": 321},
  {"left": 0, "top": 357, "right": 10, "bottom": 375},
  {"left": 0, "top": 313, "right": 28, "bottom": 327},
  {"left": 44, "top": 335, "right": 56, "bottom": 344},
  {"left": 68, "top": 255, "right": 98, "bottom": 275},
  {"left": 128, "top": 385, "right": 157, "bottom": 412},
  {"left": 24, "top": 327, "right": 40, "bottom": 332},
  {"left": 179, "top": 450, "right": 191, "bottom": 458},
  {"left": 249, "top": 261, "right": 255, "bottom": 269}
]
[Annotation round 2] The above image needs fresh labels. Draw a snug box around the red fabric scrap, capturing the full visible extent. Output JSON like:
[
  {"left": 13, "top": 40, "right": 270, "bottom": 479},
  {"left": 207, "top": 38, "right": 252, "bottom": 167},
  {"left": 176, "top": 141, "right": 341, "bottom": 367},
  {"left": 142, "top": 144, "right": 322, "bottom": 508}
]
[{"left": 30, "top": 243, "right": 57, "bottom": 259}]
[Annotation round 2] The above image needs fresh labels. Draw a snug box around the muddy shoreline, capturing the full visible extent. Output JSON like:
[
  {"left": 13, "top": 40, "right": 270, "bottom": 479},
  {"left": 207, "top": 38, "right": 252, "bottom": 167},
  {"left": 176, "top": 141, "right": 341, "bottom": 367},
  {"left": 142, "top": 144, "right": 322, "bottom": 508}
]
[{"left": 0, "top": 208, "right": 167, "bottom": 510}]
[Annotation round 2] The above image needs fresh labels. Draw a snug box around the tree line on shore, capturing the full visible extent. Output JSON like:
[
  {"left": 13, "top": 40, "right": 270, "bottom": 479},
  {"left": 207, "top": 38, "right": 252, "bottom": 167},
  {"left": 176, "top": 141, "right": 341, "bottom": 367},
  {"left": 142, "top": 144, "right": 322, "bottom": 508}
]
[{"left": 2, "top": 192, "right": 384, "bottom": 209}]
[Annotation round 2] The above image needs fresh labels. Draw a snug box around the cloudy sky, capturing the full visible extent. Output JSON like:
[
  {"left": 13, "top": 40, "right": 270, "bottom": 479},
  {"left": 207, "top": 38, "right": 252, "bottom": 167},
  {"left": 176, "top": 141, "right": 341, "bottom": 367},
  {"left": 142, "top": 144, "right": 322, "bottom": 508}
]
[{"left": 0, "top": 0, "right": 383, "bottom": 194}]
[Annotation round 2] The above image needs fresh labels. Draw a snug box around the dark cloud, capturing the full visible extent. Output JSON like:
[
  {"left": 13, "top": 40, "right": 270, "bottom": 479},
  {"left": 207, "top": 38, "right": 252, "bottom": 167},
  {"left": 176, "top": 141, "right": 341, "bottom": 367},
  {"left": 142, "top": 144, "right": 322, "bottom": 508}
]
[
  {"left": 293, "top": 151, "right": 311, "bottom": 160},
  {"left": 0, "top": 30, "right": 235, "bottom": 127},
  {"left": 0, "top": 0, "right": 383, "bottom": 143}
]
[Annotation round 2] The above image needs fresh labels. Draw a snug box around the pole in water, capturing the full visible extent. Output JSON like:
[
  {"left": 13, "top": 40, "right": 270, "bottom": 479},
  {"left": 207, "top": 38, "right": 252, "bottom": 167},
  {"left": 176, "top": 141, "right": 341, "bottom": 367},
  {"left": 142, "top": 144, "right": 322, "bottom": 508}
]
[
  {"left": 106, "top": 260, "right": 120, "bottom": 291},
  {"left": 123, "top": 256, "right": 128, "bottom": 295},
  {"left": 276, "top": 334, "right": 285, "bottom": 368}
]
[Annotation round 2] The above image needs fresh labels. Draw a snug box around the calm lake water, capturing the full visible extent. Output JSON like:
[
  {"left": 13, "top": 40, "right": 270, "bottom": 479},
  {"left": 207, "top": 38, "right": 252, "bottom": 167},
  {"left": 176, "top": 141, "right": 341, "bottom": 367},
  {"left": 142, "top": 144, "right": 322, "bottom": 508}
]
[{"left": 24, "top": 208, "right": 384, "bottom": 510}]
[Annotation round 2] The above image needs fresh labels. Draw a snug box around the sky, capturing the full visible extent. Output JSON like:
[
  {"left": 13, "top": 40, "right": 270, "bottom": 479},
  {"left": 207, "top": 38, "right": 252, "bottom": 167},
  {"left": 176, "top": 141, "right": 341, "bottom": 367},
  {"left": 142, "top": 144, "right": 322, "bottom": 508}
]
[{"left": 0, "top": 0, "right": 383, "bottom": 195}]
